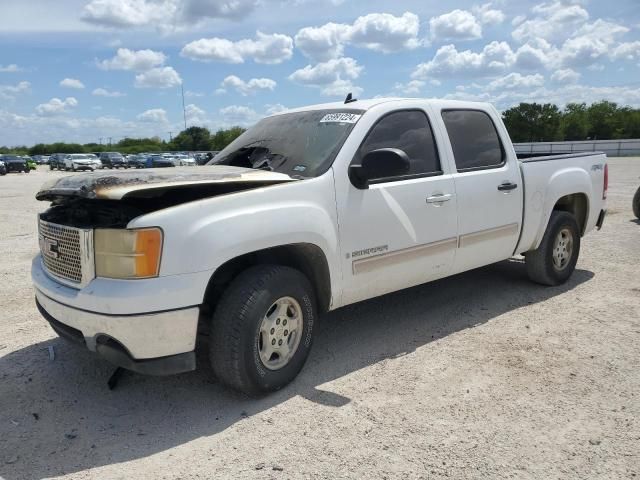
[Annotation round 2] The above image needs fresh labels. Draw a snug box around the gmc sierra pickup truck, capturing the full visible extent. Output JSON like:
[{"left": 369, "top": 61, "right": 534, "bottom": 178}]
[{"left": 32, "top": 98, "right": 608, "bottom": 395}]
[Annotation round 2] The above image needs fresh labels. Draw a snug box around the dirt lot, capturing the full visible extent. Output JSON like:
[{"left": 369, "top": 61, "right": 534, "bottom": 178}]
[{"left": 0, "top": 159, "right": 638, "bottom": 480}]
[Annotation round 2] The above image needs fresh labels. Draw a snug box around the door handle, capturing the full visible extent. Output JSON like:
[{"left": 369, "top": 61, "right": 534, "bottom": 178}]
[
  {"left": 426, "top": 193, "right": 452, "bottom": 204},
  {"left": 497, "top": 182, "right": 518, "bottom": 191}
]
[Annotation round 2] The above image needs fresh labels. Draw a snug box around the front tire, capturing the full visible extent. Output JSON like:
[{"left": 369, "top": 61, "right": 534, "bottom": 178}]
[
  {"left": 633, "top": 186, "right": 640, "bottom": 219},
  {"left": 209, "top": 265, "right": 316, "bottom": 396},
  {"left": 525, "top": 211, "right": 580, "bottom": 286}
]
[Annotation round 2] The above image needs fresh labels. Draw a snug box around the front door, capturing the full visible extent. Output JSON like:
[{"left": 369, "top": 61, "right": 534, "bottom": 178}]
[{"left": 336, "top": 109, "right": 459, "bottom": 306}]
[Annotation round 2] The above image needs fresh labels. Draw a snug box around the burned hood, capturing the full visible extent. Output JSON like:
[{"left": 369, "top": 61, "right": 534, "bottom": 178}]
[{"left": 36, "top": 165, "right": 296, "bottom": 201}]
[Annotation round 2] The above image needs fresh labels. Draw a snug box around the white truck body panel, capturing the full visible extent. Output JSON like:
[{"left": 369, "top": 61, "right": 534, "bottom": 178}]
[{"left": 32, "top": 97, "right": 607, "bottom": 366}]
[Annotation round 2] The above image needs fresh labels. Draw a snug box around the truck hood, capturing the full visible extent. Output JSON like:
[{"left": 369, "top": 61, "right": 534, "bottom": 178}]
[{"left": 36, "top": 165, "right": 296, "bottom": 201}]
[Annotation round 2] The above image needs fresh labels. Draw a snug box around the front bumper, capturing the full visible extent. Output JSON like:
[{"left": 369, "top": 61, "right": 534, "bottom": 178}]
[{"left": 35, "top": 290, "right": 198, "bottom": 375}]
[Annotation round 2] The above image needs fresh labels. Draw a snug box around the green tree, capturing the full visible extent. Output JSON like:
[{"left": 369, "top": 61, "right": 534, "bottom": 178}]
[
  {"left": 210, "top": 126, "right": 245, "bottom": 151},
  {"left": 587, "top": 101, "right": 620, "bottom": 140},
  {"left": 170, "top": 126, "right": 211, "bottom": 151},
  {"left": 502, "top": 103, "right": 562, "bottom": 142},
  {"left": 560, "top": 103, "right": 589, "bottom": 140}
]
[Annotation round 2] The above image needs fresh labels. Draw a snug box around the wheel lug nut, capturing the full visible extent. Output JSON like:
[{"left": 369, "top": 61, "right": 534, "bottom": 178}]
[
  {"left": 270, "top": 328, "right": 275, "bottom": 334},
  {"left": 284, "top": 330, "right": 288, "bottom": 336},
  {"left": 278, "top": 339, "right": 283, "bottom": 346},
  {"left": 272, "top": 339, "right": 276, "bottom": 346},
  {"left": 276, "top": 319, "right": 280, "bottom": 325},
  {"left": 283, "top": 319, "right": 287, "bottom": 326}
]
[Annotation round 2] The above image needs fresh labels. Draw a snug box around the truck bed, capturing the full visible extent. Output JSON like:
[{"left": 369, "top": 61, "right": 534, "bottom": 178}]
[{"left": 517, "top": 151, "right": 605, "bottom": 162}]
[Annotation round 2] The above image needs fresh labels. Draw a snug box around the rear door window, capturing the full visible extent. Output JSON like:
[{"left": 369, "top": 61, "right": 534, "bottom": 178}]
[{"left": 441, "top": 110, "right": 504, "bottom": 171}]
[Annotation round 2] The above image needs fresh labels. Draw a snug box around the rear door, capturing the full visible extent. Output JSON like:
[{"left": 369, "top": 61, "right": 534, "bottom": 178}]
[{"left": 438, "top": 108, "right": 523, "bottom": 274}]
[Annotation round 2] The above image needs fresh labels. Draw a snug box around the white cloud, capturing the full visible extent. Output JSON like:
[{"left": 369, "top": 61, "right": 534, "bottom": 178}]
[
  {"left": 185, "top": 104, "right": 207, "bottom": 124},
  {"left": 514, "top": 40, "right": 555, "bottom": 70},
  {"left": 412, "top": 41, "right": 515, "bottom": 79},
  {"left": 472, "top": 3, "right": 505, "bottom": 26},
  {"left": 0, "top": 64, "right": 23, "bottom": 73},
  {"left": 551, "top": 68, "right": 580, "bottom": 84},
  {"left": 289, "top": 57, "right": 363, "bottom": 97},
  {"left": 219, "top": 105, "right": 260, "bottom": 125},
  {"left": 265, "top": 103, "right": 288, "bottom": 115},
  {"left": 60, "top": 78, "right": 85, "bottom": 89},
  {"left": 429, "top": 9, "right": 482, "bottom": 42},
  {"left": 512, "top": 1, "right": 590, "bottom": 44},
  {"left": 98, "top": 48, "right": 166, "bottom": 71},
  {"left": 137, "top": 108, "right": 168, "bottom": 123},
  {"left": 444, "top": 83, "right": 640, "bottom": 110},
  {"left": 559, "top": 20, "right": 629, "bottom": 67},
  {"left": 393, "top": 80, "right": 426, "bottom": 95},
  {"left": 294, "top": 12, "right": 421, "bottom": 62},
  {"left": 184, "top": 90, "right": 204, "bottom": 97},
  {"left": 220, "top": 75, "right": 277, "bottom": 96},
  {"left": 181, "top": 31, "right": 293, "bottom": 64},
  {"left": 82, "top": 0, "right": 258, "bottom": 29},
  {"left": 486, "top": 72, "right": 544, "bottom": 91},
  {"left": 92, "top": 87, "right": 126, "bottom": 97},
  {"left": 0, "top": 81, "right": 31, "bottom": 99},
  {"left": 134, "top": 67, "right": 182, "bottom": 88},
  {"left": 36, "top": 97, "right": 78, "bottom": 116},
  {"left": 610, "top": 41, "right": 640, "bottom": 61}
]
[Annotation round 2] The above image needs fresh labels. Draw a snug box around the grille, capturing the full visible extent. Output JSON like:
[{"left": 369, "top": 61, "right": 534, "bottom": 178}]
[{"left": 39, "top": 220, "right": 84, "bottom": 284}]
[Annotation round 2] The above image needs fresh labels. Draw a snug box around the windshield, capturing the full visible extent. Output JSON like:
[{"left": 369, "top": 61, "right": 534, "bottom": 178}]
[{"left": 208, "top": 109, "right": 364, "bottom": 178}]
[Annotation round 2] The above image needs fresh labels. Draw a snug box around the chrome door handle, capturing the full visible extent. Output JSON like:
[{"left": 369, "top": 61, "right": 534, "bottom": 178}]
[{"left": 426, "top": 193, "right": 452, "bottom": 204}]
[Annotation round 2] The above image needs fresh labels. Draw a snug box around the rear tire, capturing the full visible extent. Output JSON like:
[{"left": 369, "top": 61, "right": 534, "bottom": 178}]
[
  {"left": 525, "top": 211, "right": 580, "bottom": 286},
  {"left": 209, "top": 265, "right": 316, "bottom": 396},
  {"left": 633, "top": 186, "right": 640, "bottom": 220}
]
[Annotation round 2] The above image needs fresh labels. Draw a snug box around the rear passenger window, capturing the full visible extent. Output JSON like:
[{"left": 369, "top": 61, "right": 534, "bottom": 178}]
[
  {"left": 442, "top": 110, "right": 504, "bottom": 171},
  {"left": 358, "top": 110, "right": 441, "bottom": 180}
]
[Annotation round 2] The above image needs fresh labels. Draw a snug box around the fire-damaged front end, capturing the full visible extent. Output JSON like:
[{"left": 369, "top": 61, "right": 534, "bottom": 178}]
[{"left": 32, "top": 166, "right": 296, "bottom": 375}]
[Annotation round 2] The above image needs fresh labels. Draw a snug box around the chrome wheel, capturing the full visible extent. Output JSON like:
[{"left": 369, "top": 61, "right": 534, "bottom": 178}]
[
  {"left": 552, "top": 228, "right": 573, "bottom": 270},
  {"left": 258, "top": 296, "right": 303, "bottom": 370}
]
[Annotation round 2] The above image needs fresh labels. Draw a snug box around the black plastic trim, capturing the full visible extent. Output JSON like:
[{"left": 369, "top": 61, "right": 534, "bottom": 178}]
[
  {"left": 37, "top": 300, "right": 86, "bottom": 346},
  {"left": 596, "top": 209, "right": 606, "bottom": 230}
]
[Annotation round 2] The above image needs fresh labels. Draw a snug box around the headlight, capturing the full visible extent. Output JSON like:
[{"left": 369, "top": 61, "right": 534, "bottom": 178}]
[{"left": 95, "top": 228, "right": 163, "bottom": 279}]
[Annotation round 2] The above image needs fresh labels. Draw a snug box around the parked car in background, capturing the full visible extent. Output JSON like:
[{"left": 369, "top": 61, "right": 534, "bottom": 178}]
[
  {"left": 195, "top": 152, "right": 219, "bottom": 165},
  {"left": 99, "top": 152, "right": 128, "bottom": 169},
  {"left": 49, "top": 153, "right": 66, "bottom": 170},
  {"left": 174, "top": 154, "right": 196, "bottom": 166},
  {"left": 149, "top": 154, "right": 175, "bottom": 168},
  {"left": 633, "top": 183, "right": 640, "bottom": 219},
  {"left": 63, "top": 154, "right": 102, "bottom": 172},
  {"left": 23, "top": 156, "right": 37, "bottom": 170},
  {"left": 0, "top": 158, "right": 6, "bottom": 175},
  {"left": 33, "top": 155, "right": 50, "bottom": 165},
  {"left": 0, "top": 154, "right": 30, "bottom": 173},
  {"left": 127, "top": 154, "right": 148, "bottom": 169}
]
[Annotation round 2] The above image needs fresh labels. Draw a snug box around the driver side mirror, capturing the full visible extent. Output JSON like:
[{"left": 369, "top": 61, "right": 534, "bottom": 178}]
[{"left": 348, "top": 148, "right": 410, "bottom": 189}]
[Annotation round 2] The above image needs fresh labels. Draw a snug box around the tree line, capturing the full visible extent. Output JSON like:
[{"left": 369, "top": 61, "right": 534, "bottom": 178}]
[
  {"left": 0, "top": 126, "right": 246, "bottom": 156},
  {"left": 502, "top": 101, "right": 640, "bottom": 143}
]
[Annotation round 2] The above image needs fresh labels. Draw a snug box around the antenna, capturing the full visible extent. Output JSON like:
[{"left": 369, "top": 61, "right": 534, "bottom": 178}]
[
  {"left": 181, "top": 84, "right": 187, "bottom": 130},
  {"left": 344, "top": 92, "right": 357, "bottom": 104}
]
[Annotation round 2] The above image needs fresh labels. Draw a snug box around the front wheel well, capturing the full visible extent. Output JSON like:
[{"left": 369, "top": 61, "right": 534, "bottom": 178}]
[
  {"left": 552, "top": 193, "right": 588, "bottom": 236},
  {"left": 203, "top": 243, "right": 332, "bottom": 315}
]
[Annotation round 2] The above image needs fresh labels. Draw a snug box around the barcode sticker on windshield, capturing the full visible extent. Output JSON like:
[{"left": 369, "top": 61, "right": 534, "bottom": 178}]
[{"left": 320, "top": 113, "right": 361, "bottom": 124}]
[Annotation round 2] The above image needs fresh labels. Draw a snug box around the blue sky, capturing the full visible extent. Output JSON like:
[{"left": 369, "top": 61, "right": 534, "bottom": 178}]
[{"left": 0, "top": 0, "right": 639, "bottom": 146}]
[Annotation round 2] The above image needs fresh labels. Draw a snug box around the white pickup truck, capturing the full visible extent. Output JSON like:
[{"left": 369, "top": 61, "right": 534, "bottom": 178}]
[{"left": 32, "top": 98, "right": 608, "bottom": 395}]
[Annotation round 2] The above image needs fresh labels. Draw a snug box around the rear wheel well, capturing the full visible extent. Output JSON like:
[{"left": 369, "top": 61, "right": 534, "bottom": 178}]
[
  {"left": 203, "top": 244, "right": 332, "bottom": 315},
  {"left": 553, "top": 193, "right": 588, "bottom": 236}
]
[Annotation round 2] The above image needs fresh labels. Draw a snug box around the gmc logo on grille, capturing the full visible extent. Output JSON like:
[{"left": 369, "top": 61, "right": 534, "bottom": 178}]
[{"left": 39, "top": 235, "right": 59, "bottom": 259}]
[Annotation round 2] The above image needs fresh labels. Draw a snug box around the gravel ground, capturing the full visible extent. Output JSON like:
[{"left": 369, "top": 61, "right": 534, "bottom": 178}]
[{"left": 0, "top": 159, "right": 639, "bottom": 480}]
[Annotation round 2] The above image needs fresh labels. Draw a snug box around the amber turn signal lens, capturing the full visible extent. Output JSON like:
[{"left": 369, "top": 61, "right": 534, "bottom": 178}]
[{"left": 134, "top": 228, "right": 163, "bottom": 277}]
